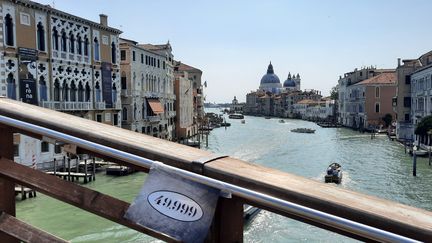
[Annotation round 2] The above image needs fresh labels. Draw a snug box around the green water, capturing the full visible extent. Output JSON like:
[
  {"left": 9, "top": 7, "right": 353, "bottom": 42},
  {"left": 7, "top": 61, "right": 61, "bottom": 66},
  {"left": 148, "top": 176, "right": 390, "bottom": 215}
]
[{"left": 16, "top": 111, "right": 432, "bottom": 242}]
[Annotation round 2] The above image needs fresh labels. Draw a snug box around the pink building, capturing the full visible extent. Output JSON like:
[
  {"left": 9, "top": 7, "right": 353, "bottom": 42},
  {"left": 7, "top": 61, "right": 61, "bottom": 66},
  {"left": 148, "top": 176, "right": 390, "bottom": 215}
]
[{"left": 353, "top": 71, "right": 397, "bottom": 129}]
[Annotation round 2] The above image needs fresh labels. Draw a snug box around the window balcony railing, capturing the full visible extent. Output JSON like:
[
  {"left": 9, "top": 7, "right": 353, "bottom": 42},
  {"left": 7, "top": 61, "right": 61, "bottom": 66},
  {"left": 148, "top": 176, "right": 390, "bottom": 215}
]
[
  {"left": 41, "top": 101, "right": 92, "bottom": 111},
  {"left": 94, "top": 102, "right": 106, "bottom": 110}
]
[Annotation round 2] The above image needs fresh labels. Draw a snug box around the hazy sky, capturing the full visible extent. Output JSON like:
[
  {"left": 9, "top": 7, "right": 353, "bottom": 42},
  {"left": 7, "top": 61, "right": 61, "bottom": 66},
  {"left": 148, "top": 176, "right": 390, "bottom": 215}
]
[{"left": 34, "top": 0, "right": 432, "bottom": 103}]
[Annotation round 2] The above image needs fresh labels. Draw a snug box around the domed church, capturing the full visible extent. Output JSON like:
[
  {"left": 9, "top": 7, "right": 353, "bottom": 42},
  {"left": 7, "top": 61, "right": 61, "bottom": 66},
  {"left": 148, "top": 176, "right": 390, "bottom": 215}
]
[{"left": 259, "top": 62, "right": 301, "bottom": 93}]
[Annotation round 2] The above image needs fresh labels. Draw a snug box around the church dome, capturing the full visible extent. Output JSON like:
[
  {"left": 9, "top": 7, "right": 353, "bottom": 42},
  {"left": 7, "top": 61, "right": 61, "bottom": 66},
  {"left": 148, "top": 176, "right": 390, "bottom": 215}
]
[
  {"left": 283, "top": 78, "right": 296, "bottom": 87},
  {"left": 260, "top": 62, "right": 281, "bottom": 84}
]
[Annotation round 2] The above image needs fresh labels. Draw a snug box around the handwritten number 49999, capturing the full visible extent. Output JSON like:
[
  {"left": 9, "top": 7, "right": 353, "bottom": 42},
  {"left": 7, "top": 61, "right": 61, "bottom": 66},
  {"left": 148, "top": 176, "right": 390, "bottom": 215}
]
[{"left": 154, "top": 195, "right": 198, "bottom": 217}]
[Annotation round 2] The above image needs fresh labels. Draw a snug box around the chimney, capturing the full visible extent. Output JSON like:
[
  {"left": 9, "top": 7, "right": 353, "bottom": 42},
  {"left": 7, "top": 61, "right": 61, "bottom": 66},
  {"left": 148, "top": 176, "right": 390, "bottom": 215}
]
[
  {"left": 99, "top": 14, "right": 108, "bottom": 27},
  {"left": 397, "top": 58, "right": 401, "bottom": 67}
]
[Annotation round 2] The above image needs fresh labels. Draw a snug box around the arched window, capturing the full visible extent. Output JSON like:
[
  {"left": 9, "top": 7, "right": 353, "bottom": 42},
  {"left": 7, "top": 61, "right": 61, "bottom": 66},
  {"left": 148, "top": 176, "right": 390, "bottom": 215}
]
[
  {"left": 69, "top": 32, "right": 75, "bottom": 53},
  {"left": 122, "top": 107, "right": 127, "bottom": 121},
  {"left": 112, "top": 83, "right": 117, "bottom": 104},
  {"left": 111, "top": 42, "right": 116, "bottom": 63},
  {"left": 62, "top": 81, "right": 69, "bottom": 101},
  {"left": 61, "top": 30, "right": 67, "bottom": 52},
  {"left": 77, "top": 82, "right": 84, "bottom": 102},
  {"left": 85, "top": 82, "right": 91, "bottom": 102},
  {"left": 77, "top": 35, "right": 82, "bottom": 55},
  {"left": 37, "top": 22, "right": 45, "bottom": 51},
  {"left": 53, "top": 79, "right": 60, "bottom": 101},
  {"left": 375, "top": 87, "right": 380, "bottom": 98},
  {"left": 70, "top": 81, "right": 77, "bottom": 101},
  {"left": 93, "top": 37, "right": 100, "bottom": 61},
  {"left": 95, "top": 82, "right": 101, "bottom": 102},
  {"left": 5, "top": 14, "right": 14, "bottom": 46},
  {"left": 52, "top": 27, "right": 59, "bottom": 51},
  {"left": 84, "top": 36, "right": 89, "bottom": 56},
  {"left": 6, "top": 73, "right": 16, "bottom": 99},
  {"left": 141, "top": 74, "right": 144, "bottom": 90},
  {"left": 39, "top": 76, "right": 47, "bottom": 101}
]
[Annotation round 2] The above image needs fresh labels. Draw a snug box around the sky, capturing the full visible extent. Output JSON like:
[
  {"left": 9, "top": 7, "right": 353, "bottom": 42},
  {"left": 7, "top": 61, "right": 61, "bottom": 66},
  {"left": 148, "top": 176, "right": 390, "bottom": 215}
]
[{"left": 34, "top": 0, "right": 432, "bottom": 103}]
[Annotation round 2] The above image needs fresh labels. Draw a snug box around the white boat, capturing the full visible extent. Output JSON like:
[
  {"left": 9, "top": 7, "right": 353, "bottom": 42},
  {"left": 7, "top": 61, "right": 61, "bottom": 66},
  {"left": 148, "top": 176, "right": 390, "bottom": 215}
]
[{"left": 229, "top": 114, "right": 244, "bottom": 119}]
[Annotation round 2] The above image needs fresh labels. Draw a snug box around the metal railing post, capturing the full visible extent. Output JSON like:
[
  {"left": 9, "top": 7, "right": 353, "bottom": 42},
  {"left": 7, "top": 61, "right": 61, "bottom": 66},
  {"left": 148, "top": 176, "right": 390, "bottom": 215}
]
[{"left": 0, "top": 126, "right": 19, "bottom": 243}]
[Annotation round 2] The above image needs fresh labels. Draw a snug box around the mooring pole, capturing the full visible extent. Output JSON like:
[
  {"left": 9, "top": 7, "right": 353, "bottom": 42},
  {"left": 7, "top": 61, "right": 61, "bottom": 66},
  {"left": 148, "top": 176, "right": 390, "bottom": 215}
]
[
  {"left": 429, "top": 147, "right": 432, "bottom": 166},
  {"left": 413, "top": 150, "right": 417, "bottom": 177},
  {"left": 53, "top": 158, "right": 57, "bottom": 176}
]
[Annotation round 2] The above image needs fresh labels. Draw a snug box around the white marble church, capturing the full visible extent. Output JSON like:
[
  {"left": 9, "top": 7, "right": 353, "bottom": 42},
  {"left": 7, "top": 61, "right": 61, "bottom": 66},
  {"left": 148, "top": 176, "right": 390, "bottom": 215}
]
[{"left": 259, "top": 62, "right": 301, "bottom": 93}]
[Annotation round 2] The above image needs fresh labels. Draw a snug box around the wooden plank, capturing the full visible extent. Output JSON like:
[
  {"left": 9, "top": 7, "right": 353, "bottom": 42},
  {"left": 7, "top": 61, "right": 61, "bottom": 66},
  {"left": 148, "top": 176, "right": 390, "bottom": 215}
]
[
  {"left": 0, "top": 126, "right": 18, "bottom": 243},
  {"left": 206, "top": 196, "right": 244, "bottom": 243},
  {"left": 1, "top": 98, "right": 432, "bottom": 240},
  {"left": 0, "top": 158, "right": 179, "bottom": 243},
  {"left": 0, "top": 212, "right": 68, "bottom": 243}
]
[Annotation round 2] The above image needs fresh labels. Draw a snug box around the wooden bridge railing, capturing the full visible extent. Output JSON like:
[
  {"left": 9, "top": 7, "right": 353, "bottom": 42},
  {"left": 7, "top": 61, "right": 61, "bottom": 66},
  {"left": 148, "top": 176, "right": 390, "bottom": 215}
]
[{"left": 0, "top": 97, "right": 432, "bottom": 242}]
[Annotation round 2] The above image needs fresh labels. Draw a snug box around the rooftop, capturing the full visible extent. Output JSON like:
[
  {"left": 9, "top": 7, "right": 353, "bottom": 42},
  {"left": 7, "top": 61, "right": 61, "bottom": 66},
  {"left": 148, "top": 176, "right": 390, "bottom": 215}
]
[{"left": 355, "top": 72, "right": 397, "bottom": 86}]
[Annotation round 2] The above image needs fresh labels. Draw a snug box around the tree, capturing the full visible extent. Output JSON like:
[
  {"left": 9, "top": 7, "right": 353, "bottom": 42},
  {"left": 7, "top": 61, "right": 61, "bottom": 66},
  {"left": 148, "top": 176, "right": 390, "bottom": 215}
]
[
  {"left": 382, "top": 113, "right": 393, "bottom": 127},
  {"left": 414, "top": 115, "right": 432, "bottom": 136},
  {"left": 330, "top": 85, "right": 338, "bottom": 100}
]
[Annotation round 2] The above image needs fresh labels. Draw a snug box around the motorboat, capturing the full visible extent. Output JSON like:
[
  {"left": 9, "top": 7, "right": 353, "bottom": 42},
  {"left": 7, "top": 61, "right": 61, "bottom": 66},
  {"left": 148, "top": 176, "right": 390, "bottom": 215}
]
[
  {"left": 279, "top": 119, "right": 285, "bottom": 123},
  {"left": 325, "top": 163, "right": 342, "bottom": 184},
  {"left": 229, "top": 114, "right": 244, "bottom": 119},
  {"left": 291, "top": 128, "right": 315, "bottom": 133},
  {"left": 241, "top": 119, "right": 246, "bottom": 124}
]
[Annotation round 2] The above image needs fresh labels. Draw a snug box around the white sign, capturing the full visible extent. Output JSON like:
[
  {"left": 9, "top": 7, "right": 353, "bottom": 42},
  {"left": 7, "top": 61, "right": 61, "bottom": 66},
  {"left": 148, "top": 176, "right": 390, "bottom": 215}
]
[
  {"left": 124, "top": 164, "right": 220, "bottom": 242},
  {"left": 148, "top": 191, "right": 203, "bottom": 222}
]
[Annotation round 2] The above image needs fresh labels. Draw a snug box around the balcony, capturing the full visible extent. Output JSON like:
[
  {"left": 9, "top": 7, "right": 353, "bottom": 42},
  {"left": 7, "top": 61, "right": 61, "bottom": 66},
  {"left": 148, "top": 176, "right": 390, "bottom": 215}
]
[
  {"left": 145, "top": 115, "right": 160, "bottom": 122},
  {"left": 94, "top": 102, "right": 106, "bottom": 110},
  {"left": 41, "top": 101, "right": 92, "bottom": 111}
]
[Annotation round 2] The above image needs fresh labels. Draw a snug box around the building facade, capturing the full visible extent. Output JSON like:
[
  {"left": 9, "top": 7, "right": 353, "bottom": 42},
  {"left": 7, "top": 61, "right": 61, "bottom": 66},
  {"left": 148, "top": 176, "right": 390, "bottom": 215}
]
[
  {"left": 119, "top": 38, "right": 176, "bottom": 140},
  {"left": 338, "top": 67, "right": 394, "bottom": 128},
  {"left": 293, "top": 99, "right": 335, "bottom": 120},
  {"left": 0, "top": 0, "right": 121, "bottom": 166},
  {"left": 174, "top": 70, "right": 196, "bottom": 140},
  {"left": 410, "top": 53, "right": 432, "bottom": 145}
]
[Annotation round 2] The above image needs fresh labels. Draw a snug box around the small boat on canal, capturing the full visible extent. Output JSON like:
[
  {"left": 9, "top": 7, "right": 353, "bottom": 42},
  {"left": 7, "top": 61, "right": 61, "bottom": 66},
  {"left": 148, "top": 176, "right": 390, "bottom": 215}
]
[
  {"left": 290, "top": 128, "right": 315, "bottom": 133},
  {"left": 279, "top": 119, "right": 285, "bottom": 123},
  {"left": 220, "top": 122, "right": 231, "bottom": 127},
  {"left": 229, "top": 113, "right": 244, "bottom": 119},
  {"left": 325, "top": 163, "right": 342, "bottom": 184}
]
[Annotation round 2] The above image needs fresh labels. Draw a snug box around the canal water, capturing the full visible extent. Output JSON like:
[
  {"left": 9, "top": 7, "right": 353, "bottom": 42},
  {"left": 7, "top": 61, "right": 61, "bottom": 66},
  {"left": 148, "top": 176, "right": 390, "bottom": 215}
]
[{"left": 16, "top": 110, "right": 432, "bottom": 242}]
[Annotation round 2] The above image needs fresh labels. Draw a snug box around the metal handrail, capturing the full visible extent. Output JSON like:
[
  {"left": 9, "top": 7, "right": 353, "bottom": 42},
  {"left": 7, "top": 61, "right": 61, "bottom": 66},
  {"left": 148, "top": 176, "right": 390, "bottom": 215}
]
[{"left": 0, "top": 115, "right": 419, "bottom": 242}]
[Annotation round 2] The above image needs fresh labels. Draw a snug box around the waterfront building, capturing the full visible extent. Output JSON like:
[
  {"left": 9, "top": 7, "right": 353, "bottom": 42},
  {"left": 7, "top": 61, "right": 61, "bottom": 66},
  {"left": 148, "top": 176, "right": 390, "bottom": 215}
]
[
  {"left": 337, "top": 67, "right": 394, "bottom": 128},
  {"left": 410, "top": 52, "right": 432, "bottom": 145},
  {"left": 230, "top": 96, "right": 244, "bottom": 113},
  {"left": 393, "top": 54, "right": 428, "bottom": 141},
  {"left": 351, "top": 71, "right": 396, "bottom": 129},
  {"left": 174, "top": 69, "right": 196, "bottom": 140},
  {"left": 244, "top": 62, "right": 304, "bottom": 117},
  {"left": 174, "top": 61, "right": 204, "bottom": 122},
  {"left": 293, "top": 98, "right": 335, "bottom": 121},
  {"left": 119, "top": 38, "right": 175, "bottom": 140},
  {"left": 0, "top": 0, "right": 121, "bottom": 166}
]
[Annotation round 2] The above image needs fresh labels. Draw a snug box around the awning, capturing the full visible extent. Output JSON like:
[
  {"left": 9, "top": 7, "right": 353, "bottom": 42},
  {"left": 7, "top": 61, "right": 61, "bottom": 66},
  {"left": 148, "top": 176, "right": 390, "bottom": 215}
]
[{"left": 148, "top": 99, "right": 164, "bottom": 114}]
